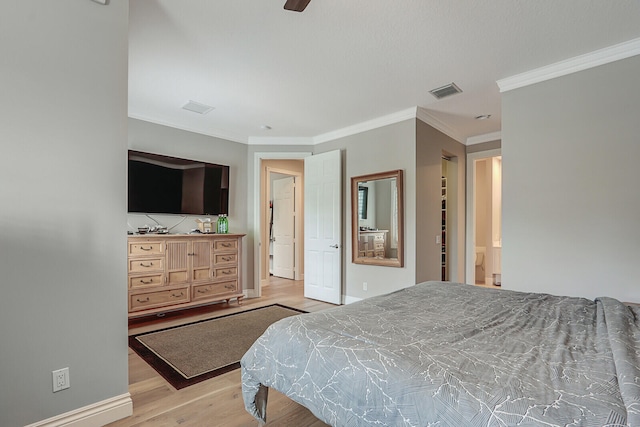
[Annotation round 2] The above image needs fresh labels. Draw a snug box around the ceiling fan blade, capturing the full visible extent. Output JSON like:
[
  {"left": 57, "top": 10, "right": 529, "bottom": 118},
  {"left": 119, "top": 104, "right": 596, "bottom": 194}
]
[{"left": 284, "top": 0, "right": 311, "bottom": 12}]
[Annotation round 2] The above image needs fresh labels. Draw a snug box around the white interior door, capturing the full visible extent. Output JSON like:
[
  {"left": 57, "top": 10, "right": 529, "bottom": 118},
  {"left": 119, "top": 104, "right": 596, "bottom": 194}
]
[
  {"left": 304, "top": 150, "right": 342, "bottom": 304},
  {"left": 272, "top": 176, "right": 295, "bottom": 279}
]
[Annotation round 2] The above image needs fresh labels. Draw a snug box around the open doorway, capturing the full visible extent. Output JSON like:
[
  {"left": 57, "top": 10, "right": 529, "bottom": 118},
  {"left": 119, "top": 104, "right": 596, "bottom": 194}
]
[
  {"left": 258, "top": 159, "right": 305, "bottom": 289},
  {"left": 269, "top": 171, "right": 298, "bottom": 280},
  {"left": 466, "top": 149, "right": 502, "bottom": 287},
  {"left": 253, "top": 150, "right": 341, "bottom": 305},
  {"left": 439, "top": 153, "right": 462, "bottom": 283},
  {"left": 441, "top": 157, "right": 450, "bottom": 281}
]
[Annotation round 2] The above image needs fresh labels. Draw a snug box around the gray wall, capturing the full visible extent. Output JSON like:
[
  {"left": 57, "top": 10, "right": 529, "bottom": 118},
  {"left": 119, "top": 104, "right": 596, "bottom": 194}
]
[
  {"left": 128, "top": 118, "right": 248, "bottom": 234},
  {"left": 0, "top": 1, "right": 129, "bottom": 426},
  {"left": 467, "top": 139, "right": 501, "bottom": 154},
  {"left": 315, "top": 120, "right": 417, "bottom": 300},
  {"left": 416, "top": 120, "right": 467, "bottom": 283},
  {"left": 502, "top": 55, "right": 640, "bottom": 302}
]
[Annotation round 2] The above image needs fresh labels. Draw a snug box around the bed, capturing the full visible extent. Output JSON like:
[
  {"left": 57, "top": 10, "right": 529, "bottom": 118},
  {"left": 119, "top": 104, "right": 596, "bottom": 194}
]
[{"left": 241, "top": 281, "right": 640, "bottom": 426}]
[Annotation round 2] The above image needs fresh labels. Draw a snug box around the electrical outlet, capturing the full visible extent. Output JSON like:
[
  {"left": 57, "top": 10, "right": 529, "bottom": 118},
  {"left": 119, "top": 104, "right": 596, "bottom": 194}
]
[
  {"left": 363, "top": 282, "right": 368, "bottom": 291},
  {"left": 52, "top": 368, "right": 70, "bottom": 392}
]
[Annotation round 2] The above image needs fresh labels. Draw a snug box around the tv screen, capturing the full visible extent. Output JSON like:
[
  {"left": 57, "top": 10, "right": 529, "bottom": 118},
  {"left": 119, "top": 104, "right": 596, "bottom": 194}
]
[{"left": 128, "top": 150, "right": 229, "bottom": 215}]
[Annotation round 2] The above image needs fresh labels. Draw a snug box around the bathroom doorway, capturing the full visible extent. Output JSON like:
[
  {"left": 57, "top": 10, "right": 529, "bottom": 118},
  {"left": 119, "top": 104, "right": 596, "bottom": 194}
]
[{"left": 466, "top": 149, "right": 502, "bottom": 287}]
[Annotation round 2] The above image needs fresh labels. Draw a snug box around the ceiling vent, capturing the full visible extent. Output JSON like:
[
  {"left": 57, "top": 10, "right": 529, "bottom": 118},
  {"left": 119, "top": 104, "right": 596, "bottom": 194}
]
[
  {"left": 429, "top": 83, "right": 462, "bottom": 100},
  {"left": 182, "top": 100, "right": 214, "bottom": 114}
]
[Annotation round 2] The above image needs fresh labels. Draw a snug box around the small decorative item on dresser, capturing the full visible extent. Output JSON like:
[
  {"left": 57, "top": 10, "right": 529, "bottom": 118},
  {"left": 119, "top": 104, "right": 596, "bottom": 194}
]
[
  {"left": 217, "top": 214, "right": 228, "bottom": 234},
  {"left": 195, "top": 218, "right": 214, "bottom": 233}
]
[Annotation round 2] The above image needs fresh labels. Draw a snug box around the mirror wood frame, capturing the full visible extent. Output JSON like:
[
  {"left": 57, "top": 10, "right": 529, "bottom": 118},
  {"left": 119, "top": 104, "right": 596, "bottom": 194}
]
[{"left": 351, "top": 169, "right": 404, "bottom": 267}]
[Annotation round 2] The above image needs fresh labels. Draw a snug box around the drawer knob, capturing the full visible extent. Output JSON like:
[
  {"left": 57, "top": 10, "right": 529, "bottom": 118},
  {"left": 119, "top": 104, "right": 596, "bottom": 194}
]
[
  {"left": 140, "top": 278, "right": 154, "bottom": 284},
  {"left": 136, "top": 297, "right": 150, "bottom": 303},
  {"left": 140, "top": 262, "right": 153, "bottom": 268},
  {"left": 171, "top": 292, "right": 184, "bottom": 298},
  {"left": 222, "top": 243, "right": 231, "bottom": 247},
  {"left": 140, "top": 246, "right": 152, "bottom": 251}
]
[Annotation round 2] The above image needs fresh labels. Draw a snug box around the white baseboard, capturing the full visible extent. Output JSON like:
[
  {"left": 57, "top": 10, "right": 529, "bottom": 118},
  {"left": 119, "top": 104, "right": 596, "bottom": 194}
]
[
  {"left": 343, "top": 295, "right": 363, "bottom": 304},
  {"left": 25, "top": 393, "right": 132, "bottom": 427},
  {"left": 244, "top": 289, "right": 259, "bottom": 299}
]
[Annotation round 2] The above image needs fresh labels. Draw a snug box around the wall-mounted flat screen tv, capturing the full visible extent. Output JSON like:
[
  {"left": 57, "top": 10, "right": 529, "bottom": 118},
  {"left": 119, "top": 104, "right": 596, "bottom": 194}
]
[{"left": 128, "top": 150, "right": 229, "bottom": 215}]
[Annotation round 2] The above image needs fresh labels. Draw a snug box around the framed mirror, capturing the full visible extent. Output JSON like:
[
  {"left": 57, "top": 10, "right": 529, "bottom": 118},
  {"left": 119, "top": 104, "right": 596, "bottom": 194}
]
[{"left": 351, "top": 169, "right": 404, "bottom": 267}]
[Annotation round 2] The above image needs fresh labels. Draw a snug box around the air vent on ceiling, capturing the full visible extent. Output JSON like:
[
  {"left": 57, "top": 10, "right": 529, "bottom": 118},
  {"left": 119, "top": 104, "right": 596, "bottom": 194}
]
[
  {"left": 182, "top": 100, "right": 214, "bottom": 114},
  {"left": 284, "top": 0, "right": 311, "bottom": 12},
  {"left": 429, "top": 83, "right": 462, "bottom": 100}
]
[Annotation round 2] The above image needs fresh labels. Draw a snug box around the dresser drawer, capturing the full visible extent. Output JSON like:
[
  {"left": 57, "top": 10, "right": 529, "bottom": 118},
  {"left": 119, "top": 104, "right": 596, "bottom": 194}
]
[
  {"left": 167, "top": 270, "right": 189, "bottom": 285},
  {"left": 214, "top": 239, "right": 238, "bottom": 251},
  {"left": 192, "top": 267, "right": 212, "bottom": 282},
  {"left": 129, "top": 286, "right": 189, "bottom": 311},
  {"left": 128, "top": 257, "right": 164, "bottom": 273},
  {"left": 214, "top": 266, "right": 237, "bottom": 279},
  {"left": 129, "top": 274, "right": 164, "bottom": 289},
  {"left": 192, "top": 281, "right": 238, "bottom": 301},
  {"left": 213, "top": 253, "right": 237, "bottom": 265},
  {"left": 128, "top": 241, "right": 164, "bottom": 256}
]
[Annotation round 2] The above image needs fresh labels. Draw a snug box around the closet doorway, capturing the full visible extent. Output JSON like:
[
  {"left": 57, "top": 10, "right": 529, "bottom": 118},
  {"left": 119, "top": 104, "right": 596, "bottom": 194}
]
[{"left": 466, "top": 149, "right": 502, "bottom": 287}]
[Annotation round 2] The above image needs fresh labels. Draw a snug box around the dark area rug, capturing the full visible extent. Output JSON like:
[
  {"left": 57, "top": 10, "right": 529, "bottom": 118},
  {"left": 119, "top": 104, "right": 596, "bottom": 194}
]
[{"left": 129, "top": 304, "right": 305, "bottom": 389}]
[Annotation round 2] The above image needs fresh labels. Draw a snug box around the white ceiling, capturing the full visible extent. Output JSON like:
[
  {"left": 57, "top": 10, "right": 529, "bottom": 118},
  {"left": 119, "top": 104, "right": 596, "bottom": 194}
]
[{"left": 128, "top": 0, "right": 640, "bottom": 145}]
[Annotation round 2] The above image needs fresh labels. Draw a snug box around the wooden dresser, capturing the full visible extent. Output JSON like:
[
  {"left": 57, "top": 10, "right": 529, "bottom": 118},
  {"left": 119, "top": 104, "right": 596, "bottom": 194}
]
[
  {"left": 127, "top": 233, "right": 244, "bottom": 318},
  {"left": 357, "top": 230, "right": 388, "bottom": 259}
]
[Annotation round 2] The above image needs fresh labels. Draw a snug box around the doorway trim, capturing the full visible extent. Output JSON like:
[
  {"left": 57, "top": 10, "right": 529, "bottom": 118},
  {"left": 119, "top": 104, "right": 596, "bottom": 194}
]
[
  {"left": 465, "top": 148, "right": 501, "bottom": 285},
  {"left": 252, "top": 151, "right": 312, "bottom": 298}
]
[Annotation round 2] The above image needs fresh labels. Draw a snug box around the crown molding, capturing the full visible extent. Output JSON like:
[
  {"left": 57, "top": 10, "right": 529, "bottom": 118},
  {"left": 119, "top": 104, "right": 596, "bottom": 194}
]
[
  {"left": 416, "top": 107, "right": 464, "bottom": 143},
  {"left": 497, "top": 37, "right": 640, "bottom": 93},
  {"left": 248, "top": 136, "right": 315, "bottom": 145},
  {"left": 313, "top": 107, "right": 417, "bottom": 144},
  {"left": 466, "top": 131, "right": 502, "bottom": 146},
  {"left": 132, "top": 107, "right": 468, "bottom": 146}
]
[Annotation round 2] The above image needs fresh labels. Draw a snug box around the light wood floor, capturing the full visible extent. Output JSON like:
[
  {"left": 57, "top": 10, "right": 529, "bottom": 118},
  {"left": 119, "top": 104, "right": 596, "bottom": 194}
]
[
  {"left": 475, "top": 282, "right": 502, "bottom": 289},
  {"left": 107, "top": 277, "right": 335, "bottom": 427}
]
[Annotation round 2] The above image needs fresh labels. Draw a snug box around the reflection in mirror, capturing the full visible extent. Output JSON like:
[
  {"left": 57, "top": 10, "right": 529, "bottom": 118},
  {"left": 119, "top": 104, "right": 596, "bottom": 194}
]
[
  {"left": 351, "top": 170, "right": 404, "bottom": 267},
  {"left": 358, "top": 186, "right": 368, "bottom": 220}
]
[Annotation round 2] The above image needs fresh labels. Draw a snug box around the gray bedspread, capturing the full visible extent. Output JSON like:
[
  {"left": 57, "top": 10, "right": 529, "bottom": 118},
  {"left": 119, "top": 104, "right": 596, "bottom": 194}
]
[{"left": 241, "top": 281, "right": 640, "bottom": 426}]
